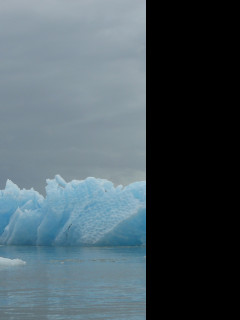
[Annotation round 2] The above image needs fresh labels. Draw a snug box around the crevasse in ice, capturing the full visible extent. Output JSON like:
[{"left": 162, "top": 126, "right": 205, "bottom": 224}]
[{"left": 0, "top": 175, "right": 146, "bottom": 246}]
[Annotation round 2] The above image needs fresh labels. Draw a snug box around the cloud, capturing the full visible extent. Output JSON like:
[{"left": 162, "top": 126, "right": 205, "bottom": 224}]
[{"left": 0, "top": 0, "right": 146, "bottom": 194}]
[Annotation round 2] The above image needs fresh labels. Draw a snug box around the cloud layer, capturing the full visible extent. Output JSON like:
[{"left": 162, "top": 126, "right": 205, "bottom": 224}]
[{"left": 0, "top": 0, "right": 146, "bottom": 194}]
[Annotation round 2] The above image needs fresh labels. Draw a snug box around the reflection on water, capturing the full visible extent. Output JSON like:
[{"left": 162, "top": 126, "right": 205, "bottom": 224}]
[{"left": 0, "top": 246, "right": 146, "bottom": 320}]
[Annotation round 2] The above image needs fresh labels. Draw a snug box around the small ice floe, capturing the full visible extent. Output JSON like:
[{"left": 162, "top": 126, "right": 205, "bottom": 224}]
[{"left": 0, "top": 257, "right": 26, "bottom": 267}]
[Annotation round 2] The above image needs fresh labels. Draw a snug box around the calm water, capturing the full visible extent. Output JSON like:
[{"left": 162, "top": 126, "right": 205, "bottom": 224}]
[{"left": 0, "top": 246, "right": 146, "bottom": 320}]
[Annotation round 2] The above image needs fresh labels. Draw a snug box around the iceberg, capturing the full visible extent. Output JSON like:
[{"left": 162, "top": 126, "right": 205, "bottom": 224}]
[
  {"left": 0, "top": 257, "right": 26, "bottom": 266},
  {"left": 0, "top": 175, "right": 146, "bottom": 246}
]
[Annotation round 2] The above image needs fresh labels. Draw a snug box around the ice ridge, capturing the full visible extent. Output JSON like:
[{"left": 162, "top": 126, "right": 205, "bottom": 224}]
[{"left": 0, "top": 175, "right": 146, "bottom": 246}]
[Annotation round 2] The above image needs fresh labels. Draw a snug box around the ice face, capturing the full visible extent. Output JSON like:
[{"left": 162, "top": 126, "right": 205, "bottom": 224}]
[{"left": 0, "top": 176, "right": 146, "bottom": 246}]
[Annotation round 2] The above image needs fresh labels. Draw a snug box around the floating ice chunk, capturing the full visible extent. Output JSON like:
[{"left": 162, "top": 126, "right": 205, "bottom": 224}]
[
  {"left": 0, "top": 175, "right": 146, "bottom": 246},
  {"left": 0, "top": 257, "right": 26, "bottom": 266}
]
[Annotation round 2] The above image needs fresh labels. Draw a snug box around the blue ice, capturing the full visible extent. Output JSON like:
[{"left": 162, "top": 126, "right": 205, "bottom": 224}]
[{"left": 0, "top": 175, "right": 146, "bottom": 246}]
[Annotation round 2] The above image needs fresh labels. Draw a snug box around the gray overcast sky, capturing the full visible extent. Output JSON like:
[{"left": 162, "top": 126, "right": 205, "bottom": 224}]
[{"left": 0, "top": 0, "right": 146, "bottom": 195}]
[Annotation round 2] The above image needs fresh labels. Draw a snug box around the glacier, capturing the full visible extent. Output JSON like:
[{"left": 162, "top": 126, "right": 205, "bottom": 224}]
[{"left": 0, "top": 175, "right": 146, "bottom": 246}]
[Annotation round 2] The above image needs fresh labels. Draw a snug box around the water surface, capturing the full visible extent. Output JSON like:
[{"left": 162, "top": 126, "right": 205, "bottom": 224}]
[{"left": 0, "top": 246, "right": 146, "bottom": 320}]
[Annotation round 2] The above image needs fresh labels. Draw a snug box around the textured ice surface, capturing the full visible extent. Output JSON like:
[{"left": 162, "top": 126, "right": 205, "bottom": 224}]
[
  {"left": 0, "top": 257, "right": 26, "bottom": 266},
  {"left": 0, "top": 175, "right": 146, "bottom": 246}
]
